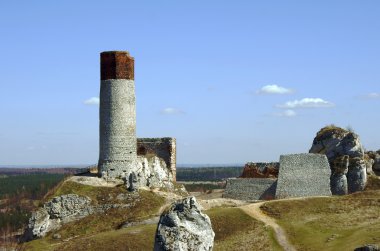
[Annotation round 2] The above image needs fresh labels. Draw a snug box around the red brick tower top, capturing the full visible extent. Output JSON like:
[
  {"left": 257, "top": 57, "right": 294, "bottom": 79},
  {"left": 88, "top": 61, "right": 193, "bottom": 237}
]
[{"left": 100, "top": 51, "right": 134, "bottom": 80}]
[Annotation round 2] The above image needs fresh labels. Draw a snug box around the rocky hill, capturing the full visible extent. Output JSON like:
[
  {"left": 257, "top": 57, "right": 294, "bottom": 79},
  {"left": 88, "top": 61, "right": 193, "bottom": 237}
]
[{"left": 16, "top": 170, "right": 380, "bottom": 250}]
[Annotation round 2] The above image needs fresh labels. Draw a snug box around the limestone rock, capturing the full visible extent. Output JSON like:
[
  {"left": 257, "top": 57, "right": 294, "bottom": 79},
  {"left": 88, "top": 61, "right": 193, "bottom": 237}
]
[
  {"left": 330, "top": 155, "right": 349, "bottom": 195},
  {"left": 364, "top": 154, "right": 375, "bottom": 175},
  {"left": 309, "top": 125, "right": 367, "bottom": 194},
  {"left": 347, "top": 157, "right": 367, "bottom": 193},
  {"left": 154, "top": 197, "right": 215, "bottom": 251},
  {"left": 366, "top": 150, "right": 380, "bottom": 173},
  {"left": 106, "top": 155, "right": 174, "bottom": 191},
  {"left": 240, "top": 162, "right": 279, "bottom": 178},
  {"left": 44, "top": 194, "right": 93, "bottom": 222},
  {"left": 23, "top": 194, "right": 92, "bottom": 241},
  {"left": 121, "top": 156, "right": 174, "bottom": 191},
  {"left": 354, "top": 244, "right": 380, "bottom": 251}
]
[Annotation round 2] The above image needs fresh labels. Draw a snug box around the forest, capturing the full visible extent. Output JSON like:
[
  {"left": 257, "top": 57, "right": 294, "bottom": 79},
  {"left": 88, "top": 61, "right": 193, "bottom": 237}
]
[
  {"left": 0, "top": 173, "right": 65, "bottom": 246},
  {"left": 176, "top": 166, "right": 243, "bottom": 181}
]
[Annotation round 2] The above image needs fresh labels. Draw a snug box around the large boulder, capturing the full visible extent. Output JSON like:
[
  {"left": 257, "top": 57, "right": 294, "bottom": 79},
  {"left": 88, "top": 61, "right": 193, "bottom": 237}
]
[
  {"left": 309, "top": 125, "right": 367, "bottom": 194},
  {"left": 23, "top": 194, "right": 93, "bottom": 241},
  {"left": 154, "top": 197, "right": 215, "bottom": 251}
]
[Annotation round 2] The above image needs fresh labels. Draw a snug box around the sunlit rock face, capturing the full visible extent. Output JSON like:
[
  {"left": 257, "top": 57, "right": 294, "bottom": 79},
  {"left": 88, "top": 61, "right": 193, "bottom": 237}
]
[
  {"left": 154, "top": 197, "right": 215, "bottom": 251},
  {"left": 309, "top": 125, "right": 367, "bottom": 194}
]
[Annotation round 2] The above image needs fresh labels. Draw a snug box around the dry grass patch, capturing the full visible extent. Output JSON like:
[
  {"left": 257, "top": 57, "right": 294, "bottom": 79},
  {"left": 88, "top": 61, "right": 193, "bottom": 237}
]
[
  {"left": 206, "top": 207, "right": 275, "bottom": 251},
  {"left": 260, "top": 190, "right": 380, "bottom": 251},
  {"left": 365, "top": 175, "right": 380, "bottom": 191},
  {"left": 59, "top": 224, "right": 156, "bottom": 251},
  {"left": 48, "top": 181, "right": 126, "bottom": 204},
  {"left": 23, "top": 224, "right": 157, "bottom": 251}
]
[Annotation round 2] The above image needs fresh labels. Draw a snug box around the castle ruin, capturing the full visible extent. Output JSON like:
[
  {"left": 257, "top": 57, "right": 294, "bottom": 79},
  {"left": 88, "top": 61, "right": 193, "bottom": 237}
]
[
  {"left": 223, "top": 153, "right": 332, "bottom": 200},
  {"left": 97, "top": 51, "right": 176, "bottom": 186},
  {"left": 98, "top": 51, "right": 137, "bottom": 178}
]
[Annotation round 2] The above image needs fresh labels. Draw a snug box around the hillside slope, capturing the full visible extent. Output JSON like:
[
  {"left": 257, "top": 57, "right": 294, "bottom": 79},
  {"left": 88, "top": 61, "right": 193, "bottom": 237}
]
[{"left": 21, "top": 176, "right": 380, "bottom": 250}]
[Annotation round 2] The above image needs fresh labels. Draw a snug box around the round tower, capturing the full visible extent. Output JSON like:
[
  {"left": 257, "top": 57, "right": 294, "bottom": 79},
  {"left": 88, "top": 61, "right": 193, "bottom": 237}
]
[{"left": 98, "top": 51, "right": 137, "bottom": 178}]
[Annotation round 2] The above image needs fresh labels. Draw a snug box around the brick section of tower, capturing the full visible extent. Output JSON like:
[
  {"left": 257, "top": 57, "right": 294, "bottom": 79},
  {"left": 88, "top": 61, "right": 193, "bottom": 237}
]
[{"left": 101, "top": 51, "right": 134, "bottom": 80}]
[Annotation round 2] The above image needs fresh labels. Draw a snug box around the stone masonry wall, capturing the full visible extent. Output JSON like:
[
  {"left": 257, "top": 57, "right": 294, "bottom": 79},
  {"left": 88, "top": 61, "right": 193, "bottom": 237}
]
[
  {"left": 98, "top": 79, "right": 137, "bottom": 178},
  {"left": 275, "top": 153, "right": 332, "bottom": 199},
  {"left": 223, "top": 178, "right": 277, "bottom": 200},
  {"left": 137, "top": 138, "right": 176, "bottom": 181}
]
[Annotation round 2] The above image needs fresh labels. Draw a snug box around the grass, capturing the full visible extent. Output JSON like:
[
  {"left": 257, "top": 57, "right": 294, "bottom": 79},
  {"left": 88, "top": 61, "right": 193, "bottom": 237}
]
[
  {"left": 315, "top": 124, "right": 348, "bottom": 141},
  {"left": 365, "top": 175, "right": 380, "bottom": 191},
  {"left": 48, "top": 181, "right": 127, "bottom": 204},
  {"left": 260, "top": 190, "right": 380, "bottom": 251},
  {"left": 206, "top": 207, "right": 275, "bottom": 251},
  {"left": 58, "top": 224, "right": 157, "bottom": 251},
  {"left": 22, "top": 180, "right": 166, "bottom": 251},
  {"left": 23, "top": 224, "right": 157, "bottom": 251}
]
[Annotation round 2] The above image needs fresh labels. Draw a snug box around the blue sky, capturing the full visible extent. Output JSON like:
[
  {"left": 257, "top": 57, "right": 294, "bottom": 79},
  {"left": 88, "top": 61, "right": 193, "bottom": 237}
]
[{"left": 0, "top": 1, "right": 379, "bottom": 165}]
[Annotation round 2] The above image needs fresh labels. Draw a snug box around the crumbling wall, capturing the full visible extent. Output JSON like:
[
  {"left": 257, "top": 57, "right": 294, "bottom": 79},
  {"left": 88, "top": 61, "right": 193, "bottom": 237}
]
[
  {"left": 223, "top": 178, "right": 277, "bottom": 200},
  {"left": 275, "top": 153, "right": 332, "bottom": 199},
  {"left": 240, "top": 162, "right": 279, "bottom": 178},
  {"left": 137, "top": 138, "right": 176, "bottom": 181}
]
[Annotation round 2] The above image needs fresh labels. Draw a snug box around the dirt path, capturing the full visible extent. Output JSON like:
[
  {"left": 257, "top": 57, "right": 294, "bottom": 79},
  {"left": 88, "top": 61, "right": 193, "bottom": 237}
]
[{"left": 240, "top": 202, "right": 296, "bottom": 251}]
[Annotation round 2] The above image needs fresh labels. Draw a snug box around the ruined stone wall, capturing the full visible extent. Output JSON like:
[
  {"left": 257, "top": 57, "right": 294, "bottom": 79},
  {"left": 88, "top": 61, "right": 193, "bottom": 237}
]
[
  {"left": 223, "top": 178, "right": 277, "bottom": 200},
  {"left": 240, "top": 162, "right": 279, "bottom": 178},
  {"left": 137, "top": 138, "right": 176, "bottom": 181},
  {"left": 275, "top": 153, "right": 332, "bottom": 199}
]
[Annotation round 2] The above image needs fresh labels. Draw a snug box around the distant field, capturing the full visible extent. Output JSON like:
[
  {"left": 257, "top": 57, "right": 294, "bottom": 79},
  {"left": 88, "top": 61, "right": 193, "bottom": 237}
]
[{"left": 176, "top": 166, "right": 243, "bottom": 181}]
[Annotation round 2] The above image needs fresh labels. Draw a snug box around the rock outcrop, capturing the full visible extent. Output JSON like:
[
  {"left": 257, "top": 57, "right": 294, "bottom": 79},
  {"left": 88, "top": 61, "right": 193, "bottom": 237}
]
[
  {"left": 120, "top": 156, "right": 174, "bottom": 191},
  {"left": 154, "top": 197, "right": 215, "bottom": 251},
  {"left": 240, "top": 162, "right": 279, "bottom": 178},
  {"left": 354, "top": 244, "right": 380, "bottom": 251},
  {"left": 330, "top": 155, "right": 349, "bottom": 195},
  {"left": 366, "top": 150, "right": 380, "bottom": 174},
  {"left": 105, "top": 155, "right": 174, "bottom": 191},
  {"left": 309, "top": 125, "right": 367, "bottom": 194},
  {"left": 23, "top": 194, "right": 93, "bottom": 241},
  {"left": 23, "top": 192, "right": 138, "bottom": 241}
]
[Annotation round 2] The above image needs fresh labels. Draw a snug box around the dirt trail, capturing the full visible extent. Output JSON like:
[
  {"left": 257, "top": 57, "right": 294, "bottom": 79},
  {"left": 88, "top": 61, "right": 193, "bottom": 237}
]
[{"left": 240, "top": 202, "right": 296, "bottom": 251}]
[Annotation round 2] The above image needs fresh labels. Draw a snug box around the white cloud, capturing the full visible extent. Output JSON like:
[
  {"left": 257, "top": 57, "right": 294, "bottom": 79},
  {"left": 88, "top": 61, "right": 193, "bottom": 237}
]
[
  {"left": 257, "top": 84, "right": 293, "bottom": 95},
  {"left": 277, "top": 98, "right": 335, "bottom": 109},
  {"left": 363, "top": 92, "right": 380, "bottom": 99},
  {"left": 160, "top": 107, "right": 185, "bottom": 115},
  {"left": 83, "top": 97, "right": 100, "bottom": 105},
  {"left": 275, "top": 109, "right": 297, "bottom": 117}
]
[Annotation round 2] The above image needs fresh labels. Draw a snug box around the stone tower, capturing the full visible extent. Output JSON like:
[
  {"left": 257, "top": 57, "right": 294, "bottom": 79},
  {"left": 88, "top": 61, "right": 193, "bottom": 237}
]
[{"left": 98, "top": 51, "right": 137, "bottom": 178}]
